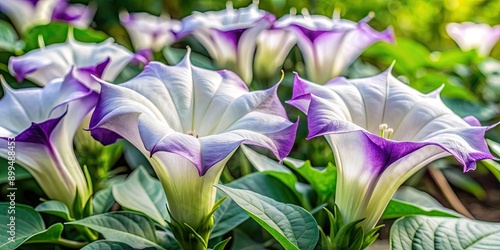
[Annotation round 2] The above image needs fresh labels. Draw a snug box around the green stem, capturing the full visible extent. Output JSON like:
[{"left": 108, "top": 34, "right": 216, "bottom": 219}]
[{"left": 26, "top": 238, "right": 87, "bottom": 248}]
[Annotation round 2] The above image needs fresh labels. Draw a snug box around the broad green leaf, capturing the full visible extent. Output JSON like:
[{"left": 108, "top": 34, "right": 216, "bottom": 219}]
[
  {"left": 24, "top": 23, "right": 108, "bottom": 51},
  {"left": 382, "top": 187, "right": 461, "bottom": 219},
  {"left": 163, "top": 47, "right": 216, "bottom": 69},
  {"left": 212, "top": 173, "right": 301, "bottom": 239},
  {"left": 216, "top": 185, "right": 319, "bottom": 250},
  {"left": 241, "top": 145, "right": 297, "bottom": 190},
  {"left": 0, "top": 20, "right": 24, "bottom": 52},
  {"left": 123, "top": 141, "right": 154, "bottom": 174},
  {"left": 0, "top": 203, "right": 67, "bottom": 249},
  {"left": 391, "top": 216, "right": 500, "bottom": 250},
  {"left": 93, "top": 187, "right": 115, "bottom": 214},
  {"left": 411, "top": 71, "right": 477, "bottom": 102},
  {"left": 67, "top": 211, "right": 165, "bottom": 249},
  {"left": 427, "top": 49, "right": 478, "bottom": 69},
  {"left": 284, "top": 157, "right": 336, "bottom": 202},
  {"left": 112, "top": 166, "right": 168, "bottom": 226},
  {"left": 36, "top": 200, "right": 74, "bottom": 221},
  {"left": 24, "top": 223, "right": 65, "bottom": 244},
  {"left": 81, "top": 240, "right": 135, "bottom": 250},
  {"left": 211, "top": 192, "right": 248, "bottom": 239}
]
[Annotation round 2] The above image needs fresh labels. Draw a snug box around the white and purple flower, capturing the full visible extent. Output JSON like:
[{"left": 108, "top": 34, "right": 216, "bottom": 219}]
[
  {"left": 88, "top": 50, "right": 298, "bottom": 244},
  {"left": 288, "top": 69, "right": 495, "bottom": 231},
  {"left": 177, "top": 2, "right": 275, "bottom": 84},
  {"left": 276, "top": 10, "right": 394, "bottom": 84},
  {"left": 0, "top": 0, "right": 94, "bottom": 33},
  {"left": 446, "top": 22, "right": 500, "bottom": 56},
  {"left": 0, "top": 71, "right": 97, "bottom": 214},
  {"left": 8, "top": 35, "right": 145, "bottom": 89},
  {"left": 254, "top": 27, "right": 297, "bottom": 79},
  {"left": 120, "top": 11, "right": 181, "bottom": 52}
]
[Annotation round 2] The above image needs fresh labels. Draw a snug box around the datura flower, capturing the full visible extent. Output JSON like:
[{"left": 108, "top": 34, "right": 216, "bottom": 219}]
[
  {"left": 0, "top": 71, "right": 97, "bottom": 215},
  {"left": 446, "top": 22, "right": 500, "bottom": 56},
  {"left": 120, "top": 11, "right": 181, "bottom": 52},
  {"left": 0, "top": 0, "right": 94, "bottom": 33},
  {"left": 275, "top": 10, "right": 394, "bottom": 84},
  {"left": 254, "top": 27, "right": 297, "bottom": 79},
  {"left": 89, "top": 50, "right": 297, "bottom": 247},
  {"left": 177, "top": 2, "right": 275, "bottom": 84},
  {"left": 288, "top": 68, "right": 495, "bottom": 232},
  {"left": 9, "top": 35, "right": 142, "bottom": 89}
]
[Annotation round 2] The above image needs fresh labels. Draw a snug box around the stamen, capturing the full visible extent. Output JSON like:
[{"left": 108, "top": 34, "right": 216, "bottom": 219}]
[
  {"left": 38, "top": 35, "right": 45, "bottom": 49},
  {"left": 379, "top": 123, "right": 388, "bottom": 137},
  {"left": 290, "top": 7, "right": 297, "bottom": 15},
  {"left": 301, "top": 8, "right": 310, "bottom": 17},
  {"left": 187, "top": 130, "right": 199, "bottom": 138},
  {"left": 385, "top": 128, "right": 394, "bottom": 139},
  {"left": 226, "top": 1, "right": 234, "bottom": 10}
]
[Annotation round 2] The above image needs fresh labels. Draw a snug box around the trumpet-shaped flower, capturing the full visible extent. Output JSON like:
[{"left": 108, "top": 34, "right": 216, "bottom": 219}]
[
  {"left": 288, "top": 69, "right": 495, "bottom": 232},
  {"left": 275, "top": 11, "right": 394, "bottom": 84},
  {"left": 177, "top": 2, "right": 275, "bottom": 84},
  {"left": 446, "top": 22, "right": 500, "bottom": 56},
  {"left": 0, "top": 0, "right": 94, "bottom": 33},
  {"left": 254, "top": 27, "right": 297, "bottom": 79},
  {"left": 89, "top": 51, "right": 297, "bottom": 246},
  {"left": 120, "top": 11, "right": 181, "bottom": 52},
  {"left": 9, "top": 35, "right": 146, "bottom": 90},
  {"left": 0, "top": 71, "right": 97, "bottom": 214}
]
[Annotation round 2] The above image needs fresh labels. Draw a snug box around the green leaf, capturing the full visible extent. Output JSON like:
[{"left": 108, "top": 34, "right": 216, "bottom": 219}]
[
  {"left": 216, "top": 185, "right": 319, "bottom": 250},
  {"left": 24, "top": 223, "right": 64, "bottom": 244},
  {"left": 163, "top": 47, "right": 216, "bottom": 70},
  {"left": 212, "top": 237, "right": 231, "bottom": 250},
  {"left": 0, "top": 203, "right": 69, "bottom": 248},
  {"left": 427, "top": 49, "right": 478, "bottom": 69},
  {"left": 93, "top": 187, "right": 115, "bottom": 214},
  {"left": 230, "top": 229, "right": 267, "bottom": 250},
  {"left": 241, "top": 145, "right": 298, "bottom": 191},
  {"left": 23, "top": 23, "right": 108, "bottom": 51},
  {"left": 382, "top": 187, "right": 462, "bottom": 219},
  {"left": 112, "top": 166, "right": 169, "bottom": 226},
  {"left": 36, "top": 200, "right": 74, "bottom": 221},
  {"left": 284, "top": 157, "right": 336, "bottom": 202},
  {"left": 391, "top": 216, "right": 500, "bottom": 249},
  {"left": 442, "top": 98, "right": 498, "bottom": 121},
  {"left": 0, "top": 20, "right": 24, "bottom": 52},
  {"left": 480, "top": 159, "right": 500, "bottom": 183},
  {"left": 67, "top": 211, "right": 166, "bottom": 249},
  {"left": 211, "top": 192, "right": 248, "bottom": 239},
  {"left": 81, "top": 240, "right": 135, "bottom": 250}
]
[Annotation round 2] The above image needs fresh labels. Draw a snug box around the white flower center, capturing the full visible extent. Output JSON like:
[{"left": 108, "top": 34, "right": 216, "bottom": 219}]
[{"left": 379, "top": 123, "right": 394, "bottom": 139}]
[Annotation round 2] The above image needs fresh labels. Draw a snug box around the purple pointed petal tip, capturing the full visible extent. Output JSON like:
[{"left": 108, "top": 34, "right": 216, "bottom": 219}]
[
  {"left": 9, "top": 56, "right": 48, "bottom": 82},
  {"left": 77, "top": 57, "right": 110, "bottom": 79},
  {"left": 15, "top": 115, "right": 64, "bottom": 145}
]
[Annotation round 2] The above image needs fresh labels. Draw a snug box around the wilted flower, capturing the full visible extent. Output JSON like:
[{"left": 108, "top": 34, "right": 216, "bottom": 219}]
[
  {"left": 120, "top": 11, "right": 181, "bottom": 52},
  {"left": 0, "top": 0, "right": 94, "bottom": 33},
  {"left": 288, "top": 69, "right": 495, "bottom": 231},
  {"left": 9, "top": 35, "right": 143, "bottom": 89},
  {"left": 0, "top": 71, "right": 97, "bottom": 215},
  {"left": 177, "top": 2, "right": 275, "bottom": 84},
  {"left": 89, "top": 50, "right": 297, "bottom": 248},
  {"left": 446, "top": 22, "right": 500, "bottom": 56},
  {"left": 276, "top": 10, "right": 394, "bottom": 84},
  {"left": 254, "top": 27, "right": 297, "bottom": 79}
]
